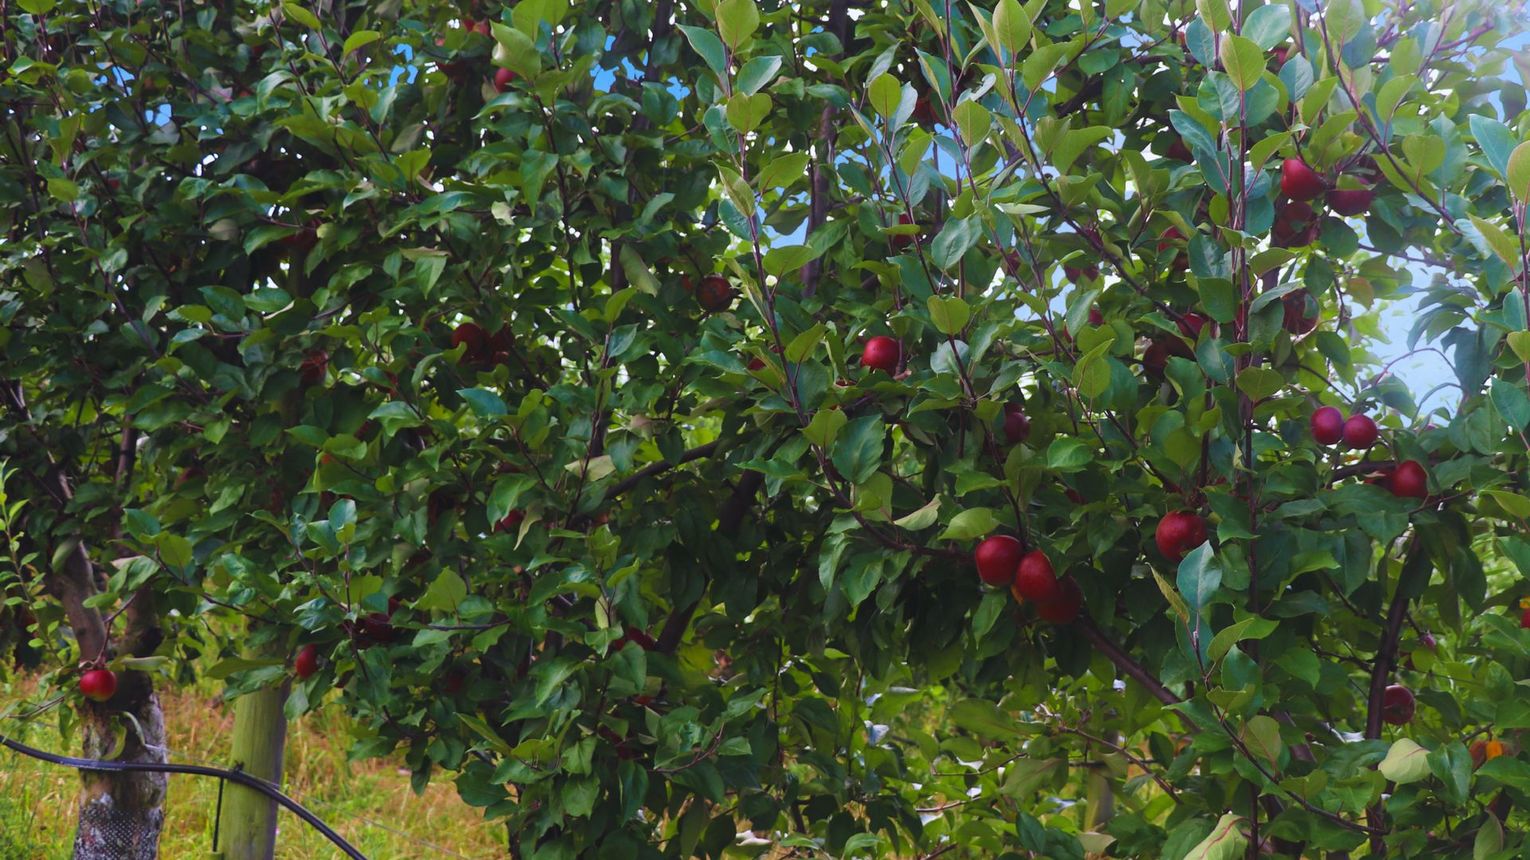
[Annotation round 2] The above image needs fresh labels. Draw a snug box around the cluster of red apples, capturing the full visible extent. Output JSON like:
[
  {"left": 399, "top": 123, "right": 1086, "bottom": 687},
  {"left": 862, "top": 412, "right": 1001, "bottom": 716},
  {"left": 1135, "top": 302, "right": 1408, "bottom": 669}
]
[
  {"left": 973, "top": 536, "right": 1083, "bottom": 623},
  {"left": 1309, "top": 406, "right": 1429, "bottom": 499},
  {"left": 436, "top": 19, "right": 518, "bottom": 92},
  {"left": 1273, "top": 156, "right": 1377, "bottom": 248}
]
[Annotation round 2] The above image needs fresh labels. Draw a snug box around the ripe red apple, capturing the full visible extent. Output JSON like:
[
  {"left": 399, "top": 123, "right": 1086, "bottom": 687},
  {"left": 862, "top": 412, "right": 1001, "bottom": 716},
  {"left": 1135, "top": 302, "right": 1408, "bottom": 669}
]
[
  {"left": 1165, "top": 136, "right": 1193, "bottom": 162},
  {"left": 1342, "top": 414, "right": 1378, "bottom": 449},
  {"left": 891, "top": 213, "right": 917, "bottom": 250},
  {"left": 1310, "top": 406, "right": 1345, "bottom": 445},
  {"left": 1280, "top": 157, "right": 1326, "bottom": 201},
  {"left": 746, "top": 356, "right": 766, "bottom": 371},
  {"left": 911, "top": 95, "right": 938, "bottom": 126},
  {"left": 1282, "top": 291, "right": 1319, "bottom": 335},
  {"left": 493, "top": 67, "right": 518, "bottom": 92},
  {"left": 1013, "top": 550, "right": 1061, "bottom": 603},
  {"left": 1381, "top": 684, "right": 1416, "bottom": 725},
  {"left": 495, "top": 510, "right": 526, "bottom": 533},
  {"left": 1002, "top": 403, "right": 1030, "bottom": 444},
  {"left": 294, "top": 644, "right": 320, "bottom": 680},
  {"left": 1521, "top": 604, "right": 1530, "bottom": 629},
  {"left": 1176, "top": 311, "right": 1209, "bottom": 340},
  {"left": 861, "top": 336, "right": 901, "bottom": 373},
  {"left": 452, "top": 322, "right": 489, "bottom": 362},
  {"left": 1036, "top": 577, "right": 1083, "bottom": 624},
  {"left": 1272, "top": 199, "right": 1318, "bottom": 247},
  {"left": 1063, "top": 264, "right": 1100, "bottom": 282},
  {"left": 696, "top": 275, "right": 735, "bottom": 312},
  {"left": 1270, "top": 45, "right": 1290, "bottom": 66},
  {"left": 1389, "top": 460, "right": 1428, "bottom": 499},
  {"left": 280, "top": 224, "right": 319, "bottom": 255},
  {"left": 1088, "top": 307, "right": 1104, "bottom": 326},
  {"left": 79, "top": 668, "right": 117, "bottom": 703},
  {"left": 1142, "top": 336, "right": 1193, "bottom": 376},
  {"left": 1327, "top": 188, "right": 1374, "bottom": 216},
  {"left": 298, "top": 349, "right": 328, "bottom": 386},
  {"left": 974, "top": 535, "right": 1024, "bottom": 587},
  {"left": 613, "top": 625, "right": 658, "bottom": 652},
  {"left": 1155, "top": 511, "right": 1208, "bottom": 561}
]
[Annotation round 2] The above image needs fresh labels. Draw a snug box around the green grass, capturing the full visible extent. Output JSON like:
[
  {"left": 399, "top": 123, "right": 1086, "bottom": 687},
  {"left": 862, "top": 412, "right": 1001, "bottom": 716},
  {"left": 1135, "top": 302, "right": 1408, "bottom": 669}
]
[{"left": 0, "top": 676, "right": 503, "bottom": 859}]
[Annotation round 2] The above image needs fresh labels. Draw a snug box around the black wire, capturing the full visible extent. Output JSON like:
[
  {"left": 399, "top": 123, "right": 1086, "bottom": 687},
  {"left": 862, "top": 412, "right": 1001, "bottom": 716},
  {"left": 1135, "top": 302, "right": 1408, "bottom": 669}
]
[{"left": 0, "top": 733, "right": 367, "bottom": 860}]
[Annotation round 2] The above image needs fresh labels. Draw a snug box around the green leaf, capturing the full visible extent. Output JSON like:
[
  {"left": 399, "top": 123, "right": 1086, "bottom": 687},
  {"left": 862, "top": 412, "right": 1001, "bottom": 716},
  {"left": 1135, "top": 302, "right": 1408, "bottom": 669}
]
[
  {"left": 1235, "top": 367, "right": 1284, "bottom": 401},
  {"left": 735, "top": 55, "right": 782, "bottom": 96},
  {"left": 1492, "top": 378, "right": 1530, "bottom": 431},
  {"left": 342, "top": 30, "right": 381, "bottom": 54},
  {"left": 952, "top": 100, "right": 991, "bottom": 144},
  {"left": 803, "top": 407, "right": 848, "bottom": 448},
  {"left": 1508, "top": 141, "right": 1530, "bottom": 204},
  {"left": 831, "top": 416, "right": 885, "bottom": 484},
  {"left": 868, "top": 73, "right": 903, "bottom": 120},
  {"left": 1177, "top": 543, "right": 1220, "bottom": 613},
  {"left": 950, "top": 698, "right": 1022, "bottom": 738},
  {"left": 1183, "top": 813, "right": 1247, "bottom": 860},
  {"left": 758, "top": 152, "right": 811, "bottom": 189},
  {"left": 1470, "top": 114, "right": 1516, "bottom": 178},
  {"left": 1378, "top": 738, "right": 1432, "bottom": 784},
  {"left": 1051, "top": 126, "right": 1112, "bottom": 174},
  {"left": 1219, "top": 34, "right": 1266, "bottom": 91},
  {"left": 418, "top": 569, "right": 468, "bottom": 611},
  {"left": 725, "top": 92, "right": 772, "bottom": 134},
  {"left": 939, "top": 507, "right": 1001, "bottom": 540},
  {"left": 894, "top": 497, "right": 942, "bottom": 530},
  {"left": 678, "top": 25, "right": 728, "bottom": 79},
  {"left": 785, "top": 323, "right": 826, "bottom": 362},
  {"left": 927, "top": 295, "right": 971, "bottom": 336},
  {"left": 282, "top": 2, "right": 321, "bottom": 29},
  {"left": 992, "top": 0, "right": 1032, "bottom": 55},
  {"left": 1242, "top": 715, "right": 1282, "bottom": 764},
  {"left": 763, "top": 244, "right": 819, "bottom": 276},
  {"left": 931, "top": 217, "right": 981, "bottom": 270},
  {"left": 1046, "top": 437, "right": 1093, "bottom": 471},
  {"left": 715, "top": 0, "right": 760, "bottom": 50},
  {"left": 1508, "top": 331, "right": 1530, "bottom": 363},
  {"left": 458, "top": 388, "right": 507, "bottom": 418},
  {"left": 1243, "top": 5, "right": 1291, "bottom": 49}
]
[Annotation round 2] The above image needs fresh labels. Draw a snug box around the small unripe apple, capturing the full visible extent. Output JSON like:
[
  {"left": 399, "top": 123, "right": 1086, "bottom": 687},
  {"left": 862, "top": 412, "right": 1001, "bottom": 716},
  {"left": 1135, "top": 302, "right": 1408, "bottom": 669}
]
[
  {"left": 696, "top": 275, "right": 735, "bottom": 312},
  {"left": 1327, "top": 188, "right": 1374, "bottom": 216},
  {"left": 294, "top": 644, "right": 320, "bottom": 680},
  {"left": 1280, "top": 157, "right": 1326, "bottom": 201},
  {"left": 1176, "top": 312, "right": 1209, "bottom": 340},
  {"left": 1002, "top": 403, "right": 1030, "bottom": 444},
  {"left": 1013, "top": 550, "right": 1060, "bottom": 603},
  {"left": 493, "top": 67, "right": 518, "bottom": 92},
  {"left": 1342, "top": 414, "right": 1378, "bottom": 449},
  {"left": 1389, "top": 460, "right": 1428, "bottom": 499},
  {"left": 79, "top": 668, "right": 117, "bottom": 703},
  {"left": 861, "top": 336, "right": 901, "bottom": 373},
  {"left": 1311, "top": 406, "right": 1345, "bottom": 445},
  {"left": 1381, "top": 684, "right": 1416, "bottom": 725},
  {"left": 974, "top": 535, "right": 1024, "bottom": 587},
  {"left": 1037, "top": 577, "right": 1083, "bottom": 624},
  {"left": 1155, "top": 511, "right": 1207, "bottom": 561}
]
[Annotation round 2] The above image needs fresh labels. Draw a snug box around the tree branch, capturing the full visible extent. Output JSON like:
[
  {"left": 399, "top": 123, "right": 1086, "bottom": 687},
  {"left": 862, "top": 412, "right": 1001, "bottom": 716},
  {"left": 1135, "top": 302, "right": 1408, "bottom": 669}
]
[{"left": 1077, "top": 615, "right": 1197, "bottom": 730}]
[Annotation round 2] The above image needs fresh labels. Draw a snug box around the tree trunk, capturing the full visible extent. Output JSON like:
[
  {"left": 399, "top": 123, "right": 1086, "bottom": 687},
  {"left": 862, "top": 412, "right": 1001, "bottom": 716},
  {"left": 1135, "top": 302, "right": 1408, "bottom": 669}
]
[
  {"left": 214, "top": 675, "right": 291, "bottom": 860},
  {"left": 71, "top": 693, "right": 168, "bottom": 859}
]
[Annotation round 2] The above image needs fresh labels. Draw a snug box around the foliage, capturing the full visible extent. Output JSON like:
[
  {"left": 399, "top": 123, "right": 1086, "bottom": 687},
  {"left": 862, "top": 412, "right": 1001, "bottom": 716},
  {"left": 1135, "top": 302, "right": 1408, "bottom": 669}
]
[{"left": 3, "top": 0, "right": 1530, "bottom": 856}]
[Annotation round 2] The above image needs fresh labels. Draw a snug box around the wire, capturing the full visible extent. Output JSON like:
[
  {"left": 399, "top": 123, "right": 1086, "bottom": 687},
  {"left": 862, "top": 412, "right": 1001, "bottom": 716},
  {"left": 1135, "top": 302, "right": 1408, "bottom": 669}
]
[{"left": 0, "top": 731, "right": 367, "bottom": 860}]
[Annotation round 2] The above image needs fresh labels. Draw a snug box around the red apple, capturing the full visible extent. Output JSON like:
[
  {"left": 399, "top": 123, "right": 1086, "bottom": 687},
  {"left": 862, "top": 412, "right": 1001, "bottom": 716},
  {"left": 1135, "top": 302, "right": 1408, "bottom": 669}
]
[
  {"left": 1155, "top": 511, "right": 1207, "bottom": 561},
  {"left": 1088, "top": 307, "right": 1104, "bottom": 325},
  {"left": 1272, "top": 199, "right": 1318, "bottom": 247},
  {"left": 1063, "top": 264, "right": 1100, "bottom": 282},
  {"left": 1270, "top": 45, "right": 1290, "bottom": 66},
  {"left": 493, "top": 67, "right": 518, "bottom": 92},
  {"left": 1280, "top": 157, "right": 1326, "bottom": 201},
  {"left": 1521, "top": 604, "right": 1530, "bottom": 629},
  {"left": 1310, "top": 406, "right": 1345, "bottom": 445},
  {"left": 452, "top": 322, "right": 489, "bottom": 362},
  {"left": 79, "top": 668, "right": 117, "bottom": 703},
  {"left": 891, "top": 213, "right": 917, "bottom": 250},
  {"left": 1389, "top": 460, "right": 1428, "bottom": 499},
  {"left": 1165, "top": 136, "right": 1194, "bottom": 162},
  {"left": 696, "top": 275, "right": 735, "bottom": 312},
  {"left": 974, "top": 535, "right": 1024, "bottom": 587},
  {"left": 1327, "top": 188, "right": 1374, "bottom": 216},
  {"left": 443, "top": 667, "right": 467, "bottom": 694},
  {"left": 1036, "top": 577, "right": 1083, "bottom": 624},
  {"left": 1381, "top": 684, "right": 1416, "bottom": 725},
  {"left": 861, "top": 336, "right": 901, "bottom": 373},
  {"left": 1342, "top": 414, "right": 1378, "bottom": 449},
  {"left": 298, "top": 349, "right": 328, "bottom": 386},
  {"left": 1013, "top": 550, "right": 1061, "bottom": 603},
  {"left": 495, "top": 510, "right": 526, "bottom": 533},
  {"left": 1282, "top": 291, "right": 1319, "bottom": 335},
  {"left": 1142, "top": 336, "right": 1194, "bottom": 376},
  {"left": 912, "top": 95, "right": 938, "bottom": 126},
  {"left": 1002, "top": 403, "right": 1030, "bottom": 444},
  {"left": 1176, "top": 312, "right": 1209, "bottom": 340},
  {"left": 294, "top": 644, "right": 320, "bottom": 680}
]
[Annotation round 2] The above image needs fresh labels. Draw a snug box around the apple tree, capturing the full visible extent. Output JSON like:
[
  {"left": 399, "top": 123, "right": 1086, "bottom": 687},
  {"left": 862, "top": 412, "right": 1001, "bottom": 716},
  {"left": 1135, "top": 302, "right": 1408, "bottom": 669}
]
[{"left": 4, "top": 0, "right": 1530, "bottom": 857}]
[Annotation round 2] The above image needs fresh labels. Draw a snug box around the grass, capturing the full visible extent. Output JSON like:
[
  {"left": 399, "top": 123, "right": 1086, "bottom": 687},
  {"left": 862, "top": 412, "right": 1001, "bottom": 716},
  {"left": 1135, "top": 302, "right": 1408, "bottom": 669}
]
[{"left": 0, "top": 675, "right": 504, "bottom": 859}]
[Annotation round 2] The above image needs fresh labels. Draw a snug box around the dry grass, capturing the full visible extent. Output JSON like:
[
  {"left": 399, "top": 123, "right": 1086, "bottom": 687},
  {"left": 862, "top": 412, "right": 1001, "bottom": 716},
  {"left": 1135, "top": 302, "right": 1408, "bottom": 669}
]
[{"left": 0, "top": 675, "right": 504, "bottom": 859}]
